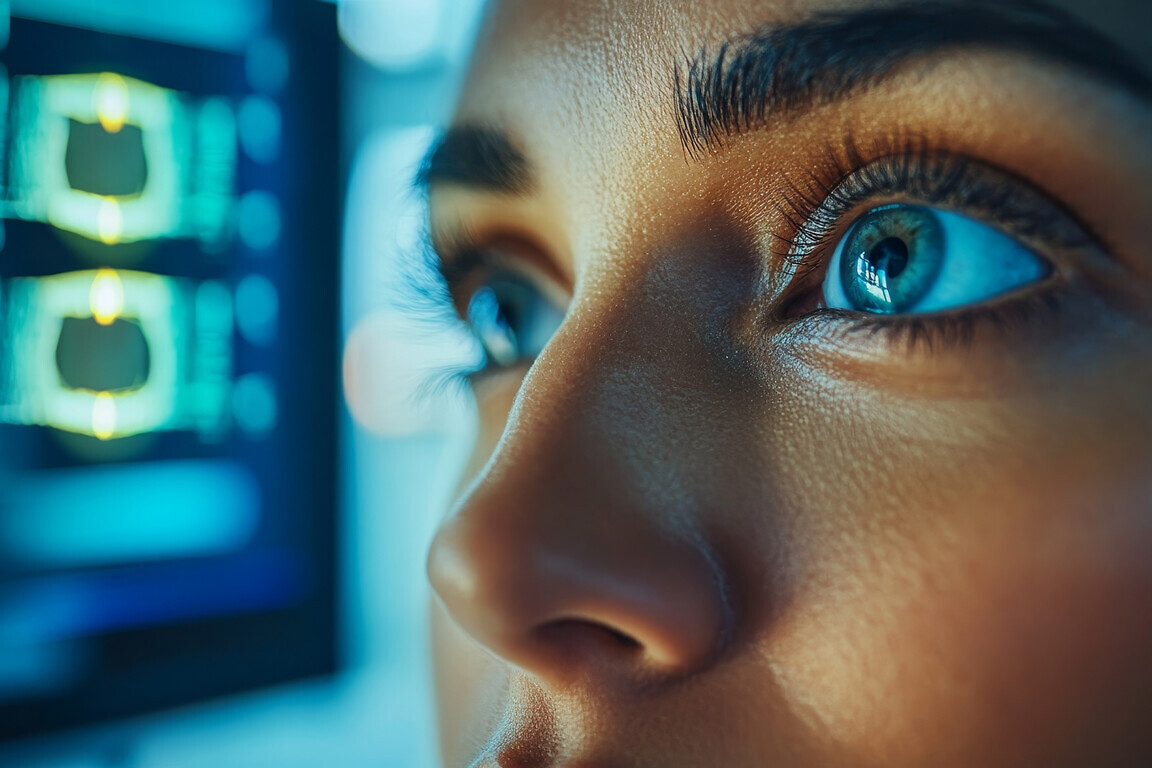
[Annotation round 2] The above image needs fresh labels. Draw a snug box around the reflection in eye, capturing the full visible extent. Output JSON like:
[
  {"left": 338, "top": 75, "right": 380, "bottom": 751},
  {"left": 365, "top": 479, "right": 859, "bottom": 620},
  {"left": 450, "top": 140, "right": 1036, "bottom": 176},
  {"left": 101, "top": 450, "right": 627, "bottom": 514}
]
[
  {"left": 465, "top": 270, "right": 564, "bottom": 372},
  {"left": 823, "top": 204, "right": 1050, "bottom": 315}
]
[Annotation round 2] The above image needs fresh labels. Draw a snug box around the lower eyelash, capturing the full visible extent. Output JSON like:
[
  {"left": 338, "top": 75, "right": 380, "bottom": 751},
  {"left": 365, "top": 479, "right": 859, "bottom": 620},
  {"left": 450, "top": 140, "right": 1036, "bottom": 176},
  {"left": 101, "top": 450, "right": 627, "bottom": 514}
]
[{"left": 803, "top": 285, "right": 1065, "bottom": 354}]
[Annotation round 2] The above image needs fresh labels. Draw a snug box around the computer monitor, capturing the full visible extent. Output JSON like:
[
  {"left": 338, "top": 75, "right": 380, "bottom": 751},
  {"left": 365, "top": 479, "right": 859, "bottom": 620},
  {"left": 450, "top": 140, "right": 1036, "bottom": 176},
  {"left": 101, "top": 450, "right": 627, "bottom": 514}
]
[{"left": 0, "top": 0, "right": 340, "bottom": 741}]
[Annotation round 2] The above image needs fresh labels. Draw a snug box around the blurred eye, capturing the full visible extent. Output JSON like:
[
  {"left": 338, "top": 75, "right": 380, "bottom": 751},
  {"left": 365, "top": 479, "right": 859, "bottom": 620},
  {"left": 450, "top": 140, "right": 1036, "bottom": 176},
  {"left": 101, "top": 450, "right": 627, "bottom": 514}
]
[
  {"left": 822, "top": 204, "right": 1051, "bottom": 314},
  {"left": 466, "top": 270, "right": 563, "bottom": 371}
]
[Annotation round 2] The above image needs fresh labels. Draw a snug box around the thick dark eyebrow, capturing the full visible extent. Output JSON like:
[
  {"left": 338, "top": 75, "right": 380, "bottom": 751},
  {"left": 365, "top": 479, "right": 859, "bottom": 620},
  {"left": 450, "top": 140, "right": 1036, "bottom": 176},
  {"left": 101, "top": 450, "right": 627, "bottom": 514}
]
[
  {"left": 675, "top": 0, "right": 1152, "bottom": 158},
  {"left": 418, "top": 124, "right": 533, "bottom": 195}
]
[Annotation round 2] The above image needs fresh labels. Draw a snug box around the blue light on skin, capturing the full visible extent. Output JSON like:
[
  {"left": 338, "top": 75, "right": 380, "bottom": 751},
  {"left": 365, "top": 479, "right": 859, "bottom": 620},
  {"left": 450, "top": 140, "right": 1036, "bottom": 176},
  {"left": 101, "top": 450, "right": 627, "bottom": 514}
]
[
  {"left": 823, "top": 205, "right": 1049, "bottom": 314},
  {"left": 0, "top": 460, "right": 260, "bottom": 568}
]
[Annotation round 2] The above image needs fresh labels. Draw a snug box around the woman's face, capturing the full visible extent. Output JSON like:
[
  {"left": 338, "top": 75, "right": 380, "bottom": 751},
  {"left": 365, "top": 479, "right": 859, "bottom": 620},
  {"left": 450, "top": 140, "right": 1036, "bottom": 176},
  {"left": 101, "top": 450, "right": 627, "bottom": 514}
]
[{"left": 421, "top": 0, "right": 1152, "bottom": 765}]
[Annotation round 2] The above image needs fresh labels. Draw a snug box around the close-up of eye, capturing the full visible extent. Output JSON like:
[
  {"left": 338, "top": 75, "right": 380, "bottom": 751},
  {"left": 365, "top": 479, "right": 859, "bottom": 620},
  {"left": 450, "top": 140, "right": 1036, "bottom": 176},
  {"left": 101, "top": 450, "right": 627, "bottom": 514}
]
[
  {"left": 464, "top": 269, "right": 564, "bottom": 373},
  {"left": 821, "top": 203, "right": 1051, "bottom": 315},
  {"left": 773, "top": 148, "right": 1101, "bottom": 346}
]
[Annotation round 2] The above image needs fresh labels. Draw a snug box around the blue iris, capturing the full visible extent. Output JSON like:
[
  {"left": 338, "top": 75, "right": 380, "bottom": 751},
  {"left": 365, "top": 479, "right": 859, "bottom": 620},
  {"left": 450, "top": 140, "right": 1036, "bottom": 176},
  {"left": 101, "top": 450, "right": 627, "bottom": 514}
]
[
  {"left": 823, "top": 204, "right": 1049, "bottom": 314},
  {"left": 466, "top": 271, "right": 564, "bottom": 369}
]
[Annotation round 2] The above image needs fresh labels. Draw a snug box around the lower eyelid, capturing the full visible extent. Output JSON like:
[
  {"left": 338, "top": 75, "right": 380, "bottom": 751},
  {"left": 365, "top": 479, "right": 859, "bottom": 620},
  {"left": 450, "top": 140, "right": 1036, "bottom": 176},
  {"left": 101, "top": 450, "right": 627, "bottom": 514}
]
[{"left": 791, "top": 283, "right": 1066, "bottom": 355}]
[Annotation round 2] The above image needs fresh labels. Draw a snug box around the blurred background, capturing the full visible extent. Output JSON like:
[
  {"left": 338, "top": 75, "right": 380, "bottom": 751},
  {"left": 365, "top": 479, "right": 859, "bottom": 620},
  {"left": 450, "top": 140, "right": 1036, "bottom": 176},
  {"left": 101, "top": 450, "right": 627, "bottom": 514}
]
[{"left": 0, "top": 0, "right": 484, "bottom": 765}]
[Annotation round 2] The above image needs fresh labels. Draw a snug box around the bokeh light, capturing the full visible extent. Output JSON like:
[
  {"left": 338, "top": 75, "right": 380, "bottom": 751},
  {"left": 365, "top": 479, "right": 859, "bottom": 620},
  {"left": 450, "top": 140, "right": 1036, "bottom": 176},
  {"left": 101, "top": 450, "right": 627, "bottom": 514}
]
[
  {"left": 235, "top": 273, "right": 279, "bottom": 347},
  {"left": 237, "top": 189, "right": 280, "bottom": 250},
  {"left": 238, "top": 94, "right": 281, "bottom": 163}
]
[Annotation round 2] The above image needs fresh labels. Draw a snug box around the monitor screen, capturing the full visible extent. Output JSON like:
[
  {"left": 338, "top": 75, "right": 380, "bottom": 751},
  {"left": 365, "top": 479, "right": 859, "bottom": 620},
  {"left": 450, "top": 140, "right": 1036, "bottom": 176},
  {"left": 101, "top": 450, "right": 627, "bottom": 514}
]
[{"left": 0, "top": 0, "right": 340, "bottom": 741}]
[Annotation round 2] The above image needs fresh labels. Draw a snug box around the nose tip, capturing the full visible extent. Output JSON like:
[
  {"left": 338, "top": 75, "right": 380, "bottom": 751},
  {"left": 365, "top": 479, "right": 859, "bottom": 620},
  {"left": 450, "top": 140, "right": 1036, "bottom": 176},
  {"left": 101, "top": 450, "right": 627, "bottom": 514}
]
[{"left": 428, "top": 501, "right": 729, "bottom": 684}]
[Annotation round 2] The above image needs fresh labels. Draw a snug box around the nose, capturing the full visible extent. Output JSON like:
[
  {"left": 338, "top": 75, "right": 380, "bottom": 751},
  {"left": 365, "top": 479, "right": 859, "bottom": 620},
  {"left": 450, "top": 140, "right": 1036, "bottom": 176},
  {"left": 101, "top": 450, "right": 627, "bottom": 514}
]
[{"left": 427, "top": 325, "right": 732, "bottom": 686}]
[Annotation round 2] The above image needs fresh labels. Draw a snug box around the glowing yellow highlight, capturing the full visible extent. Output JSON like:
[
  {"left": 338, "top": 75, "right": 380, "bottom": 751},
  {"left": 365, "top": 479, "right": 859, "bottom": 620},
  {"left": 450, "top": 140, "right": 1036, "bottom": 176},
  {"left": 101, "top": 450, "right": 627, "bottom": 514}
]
[
  {"left": 4, "top": 270, "right": 184, "bottom": 440},
  {"left": 94, "top": 72, "right": 129, "bottom": 133},
  {"left": 89, "top": 269, "right": 124, "bottom": 326},
  {"left": 14, "top": 73, "right": 234, "bottom": 245},
  {"left": 92, "top": 392, "right": 117, "bottom": 440},
  {"left": 97, "top": 197, "right": 123, "bottom": 244}
]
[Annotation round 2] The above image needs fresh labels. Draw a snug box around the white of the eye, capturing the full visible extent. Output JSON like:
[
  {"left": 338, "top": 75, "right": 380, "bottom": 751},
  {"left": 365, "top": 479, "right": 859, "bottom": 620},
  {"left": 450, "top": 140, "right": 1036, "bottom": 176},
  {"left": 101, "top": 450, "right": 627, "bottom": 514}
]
[{"left": 822, "top": 208, "right": 1047, "bottom": 314}]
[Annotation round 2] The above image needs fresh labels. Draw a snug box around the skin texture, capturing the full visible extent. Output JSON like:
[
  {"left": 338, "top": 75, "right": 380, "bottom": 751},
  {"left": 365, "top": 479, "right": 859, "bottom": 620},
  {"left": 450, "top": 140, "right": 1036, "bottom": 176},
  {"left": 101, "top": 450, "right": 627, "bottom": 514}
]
[{"left": 423, "top": 1, "right": 1152, "bottom": 765}]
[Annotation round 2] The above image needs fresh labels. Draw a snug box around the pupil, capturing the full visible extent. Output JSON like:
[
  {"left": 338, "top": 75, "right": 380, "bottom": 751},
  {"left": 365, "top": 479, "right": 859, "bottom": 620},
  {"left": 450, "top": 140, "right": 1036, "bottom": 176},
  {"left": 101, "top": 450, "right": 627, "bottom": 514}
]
[
  {"left": 497, "top": 300, "right": 517, "bottom": 332},
  {"left": 866, "top": 236, "right": 909, "bottom": 279}
]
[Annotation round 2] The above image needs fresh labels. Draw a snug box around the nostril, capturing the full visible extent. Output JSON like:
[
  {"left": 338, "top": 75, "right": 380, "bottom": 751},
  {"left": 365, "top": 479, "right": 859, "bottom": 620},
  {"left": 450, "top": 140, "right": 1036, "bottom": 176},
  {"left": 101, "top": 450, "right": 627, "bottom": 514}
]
[
  {"left": 531, "top": 618, "right": 646, "bottom": 674},
  {"left": 604, "top": 627, "right": 642, "bottom": 650},
  {"left": 538, "top": 618, "right": 641, "bottom": 646},
  {"left": 429, "top": 487, "right": 731, "bottom": 684}
]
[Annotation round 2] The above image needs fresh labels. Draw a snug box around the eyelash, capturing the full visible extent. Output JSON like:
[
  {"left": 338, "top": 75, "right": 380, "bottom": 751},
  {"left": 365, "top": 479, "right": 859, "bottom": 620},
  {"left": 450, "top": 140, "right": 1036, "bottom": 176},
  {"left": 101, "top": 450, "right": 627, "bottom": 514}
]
[
  {"left": 768, "top": 136, "right": 1093, "bottom": 350},
  {"left": 777, "top": 136, "right": 1093, "bottom": 262},
  {"left": 412, "top": 136, "right": 1098, "bottom": 388}
]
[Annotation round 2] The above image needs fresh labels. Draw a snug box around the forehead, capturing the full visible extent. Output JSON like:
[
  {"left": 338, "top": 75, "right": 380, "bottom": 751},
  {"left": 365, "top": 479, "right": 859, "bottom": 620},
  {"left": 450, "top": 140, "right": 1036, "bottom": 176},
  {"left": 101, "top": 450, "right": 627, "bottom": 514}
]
[
  {"left": 455, "top": 0, "right": 1151, "bottom": 145},
  {"left": 452, "top": 0, "right": 1150, "bottom": 215},
  {"left": 443, "top": 0, "right": 1152, "bottom": 288},
  {"left": 453, "top": 0, "right": 701, "bottom": 215},
  {"left": 450, "top": 0, "right": 779, "bottom": 273}
]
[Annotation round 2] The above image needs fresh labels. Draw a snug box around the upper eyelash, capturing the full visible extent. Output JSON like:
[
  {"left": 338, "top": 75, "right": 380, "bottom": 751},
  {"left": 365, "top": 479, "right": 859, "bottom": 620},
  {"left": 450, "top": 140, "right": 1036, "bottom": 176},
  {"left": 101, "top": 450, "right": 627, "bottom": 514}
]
[
  {"left": 393, "top": 238, "right": 489, "bottom": 400},
  {"left": 755, "top": 134, "right": 1100, "bottom": 354},
  {"left": 394, "top": 220, "right": 490, "bottom": 332},
  {"left": 411, "top": 134, "right": 1095, "bottom": 374},
  {"left": 771, "top": 135, "right": 1095, "bottom": 279},
  {"left": 391, "top": 236, "right": 459, "bottom": 326}
]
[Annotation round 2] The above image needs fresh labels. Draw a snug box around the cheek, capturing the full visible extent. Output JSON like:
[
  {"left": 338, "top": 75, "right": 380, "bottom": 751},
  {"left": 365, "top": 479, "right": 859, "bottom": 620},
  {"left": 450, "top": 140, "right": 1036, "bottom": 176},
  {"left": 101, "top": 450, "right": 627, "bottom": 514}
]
[
  {"left": 759, "top": 355, "right": 1152, "bottom": 766},
  {"left": 769, "top": 518, "right": 1152, "bottom": 767}
]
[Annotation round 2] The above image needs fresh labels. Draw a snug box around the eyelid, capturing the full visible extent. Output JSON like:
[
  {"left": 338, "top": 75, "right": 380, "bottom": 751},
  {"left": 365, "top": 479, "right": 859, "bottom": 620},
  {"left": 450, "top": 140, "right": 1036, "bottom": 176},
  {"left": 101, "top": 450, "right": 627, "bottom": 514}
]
[
  {"left": 431, "top": 230, "right": 572, "bottom": 322},
  {"left": 762, "top": 140, "right": 1110, "bottom": 355},
  {"left": 774, "top": 143, "right": 1102, "bottom": 306},
  {"left": 428, "top": 185, "right": 575, "bottom": 295}
]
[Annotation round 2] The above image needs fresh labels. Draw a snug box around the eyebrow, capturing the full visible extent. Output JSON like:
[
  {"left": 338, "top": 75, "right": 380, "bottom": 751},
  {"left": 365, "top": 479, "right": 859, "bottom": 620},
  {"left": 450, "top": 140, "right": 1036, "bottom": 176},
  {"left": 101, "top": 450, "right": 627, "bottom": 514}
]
[
  {"left": 418, "top": 124, "right": 533, "bottom": 195},
  {"left": 675, "top": 0, "right": 1152, "bottom": 157}
]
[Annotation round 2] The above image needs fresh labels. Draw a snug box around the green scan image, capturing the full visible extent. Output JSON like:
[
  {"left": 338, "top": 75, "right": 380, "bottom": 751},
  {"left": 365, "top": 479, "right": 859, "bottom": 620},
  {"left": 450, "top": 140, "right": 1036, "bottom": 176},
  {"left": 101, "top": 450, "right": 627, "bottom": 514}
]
[
  {"left": 5, "top": 72, "right": 236, "bottom": 246},
  {"left": 0, "top": 269, "right": 233, "bottom": 440}
]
